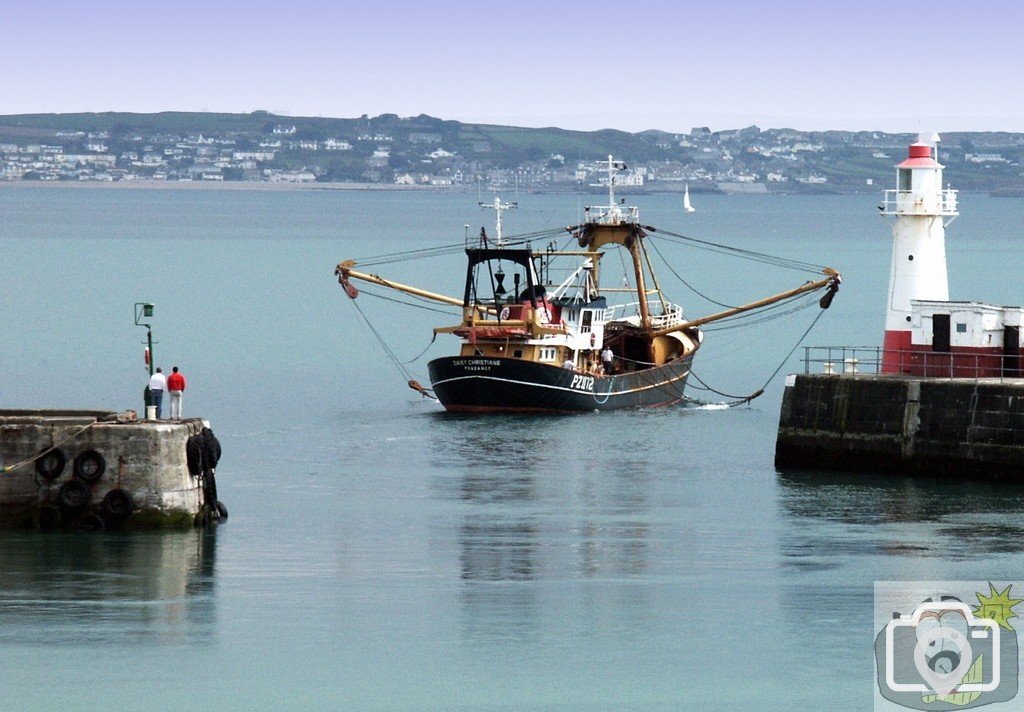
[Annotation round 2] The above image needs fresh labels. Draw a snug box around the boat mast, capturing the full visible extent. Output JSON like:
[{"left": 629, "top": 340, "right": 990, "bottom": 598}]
[
  {"left": 629, "top": 236, "right": 651, "bottom": 330},
  {"left": 603, "top": 156, "right": 652, "bottom": 331},
  {"left": 606, "top": 155, "right": 616, "bottom": 210},
  {"left": 577, "top": 156, "right": 653, "bottom": 330},
  {"left": 479, "top": 196, "right": 517, "bottom": 247}
]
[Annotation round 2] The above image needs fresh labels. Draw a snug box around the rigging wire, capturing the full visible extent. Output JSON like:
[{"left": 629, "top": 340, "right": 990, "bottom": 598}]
[
  {"left": 358, "top": 286, "right": 461, "bottom": 316},
  {"left": 699, "top": 292, "right": 820, "bottom": 331},
  {"left": 686, "top": 303, "right": 830, "bottom": 406},
  {"left": 351, "top": 227, "right": 571, "bottom": 267},
  {"left": 346, "top": 298, "right": 438, "bottom": 401},
  {"left": 646, "top": 236, "right": 738, "bottom": 309},
  {"left": 348, "top": 298, "right": 415, "bottom": 382},
  {"left": 402, "top": 333, "right": 437, "bottom": 365},
  {"left": 646, "top": 227, "right": 828, "bottom": 274}
]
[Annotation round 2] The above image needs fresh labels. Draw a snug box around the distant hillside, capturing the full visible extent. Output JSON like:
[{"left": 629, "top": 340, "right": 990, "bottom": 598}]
[{"left": 1, "top": 111, "right": 1022, "bottom": 193}]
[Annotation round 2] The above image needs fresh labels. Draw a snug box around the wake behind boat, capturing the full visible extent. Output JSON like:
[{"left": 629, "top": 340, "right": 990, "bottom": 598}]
[{"left": 336, "top": 157, "right": 840, "bottom": 413}]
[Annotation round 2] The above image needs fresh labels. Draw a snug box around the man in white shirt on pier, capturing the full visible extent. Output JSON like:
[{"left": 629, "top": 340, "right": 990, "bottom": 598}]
[{"left": 148, "top": 367, "right": 167, "bottom": 419}]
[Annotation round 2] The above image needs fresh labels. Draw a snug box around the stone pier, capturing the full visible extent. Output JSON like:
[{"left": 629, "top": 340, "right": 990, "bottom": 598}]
[
  {"left": 0, "top": 410, "right": 225, "bottom": 530},
  {"left": 775, "top": 374, "right": 1024, "bottom": 479}
]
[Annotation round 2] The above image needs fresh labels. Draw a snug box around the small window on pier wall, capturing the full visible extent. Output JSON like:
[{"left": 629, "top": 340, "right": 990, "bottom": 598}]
[
  {"left": 932, "top": 314, "right": 951, "bottom": 352},
  {"left": 898, "top": 168, "right": 912, "bottom": 191}
]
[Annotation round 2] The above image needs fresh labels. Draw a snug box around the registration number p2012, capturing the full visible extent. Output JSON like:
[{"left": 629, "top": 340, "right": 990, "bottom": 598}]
[{"left": 570, "top": 374, "right": 595, "bottom": 391}]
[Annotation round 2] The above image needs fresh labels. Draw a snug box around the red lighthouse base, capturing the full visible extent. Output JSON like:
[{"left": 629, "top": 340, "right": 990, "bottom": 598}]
[{"left": 882, "top": 329, "right": 1012, "bottom": 378}]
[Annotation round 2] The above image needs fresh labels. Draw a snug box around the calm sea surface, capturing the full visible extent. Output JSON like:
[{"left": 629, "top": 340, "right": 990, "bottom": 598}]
[{"left": 2, "top": 186, "right": 1024, "bottom": 710}]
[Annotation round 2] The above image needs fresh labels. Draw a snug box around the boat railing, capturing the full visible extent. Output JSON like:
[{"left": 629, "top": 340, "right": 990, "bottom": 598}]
[
  {"left": 801, "top": 345, "right": 1024, "bottom": 380},
  {"left": 583, "top": 204, "right": 639, "bottom": 226},
  {"left": 604, "top": 301, "right": 684, "bottom": 329},
  {"left": 879, "top": 189, "right": 958, "bottom": 217}
]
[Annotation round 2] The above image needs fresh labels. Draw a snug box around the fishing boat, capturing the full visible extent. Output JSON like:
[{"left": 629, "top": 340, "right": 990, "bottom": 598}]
[
  {"left": 683, "top": 184, "right": 695, "bottom": 213},
  {"left": 336, "top": 156, "right": 840, "bottom": 413}
]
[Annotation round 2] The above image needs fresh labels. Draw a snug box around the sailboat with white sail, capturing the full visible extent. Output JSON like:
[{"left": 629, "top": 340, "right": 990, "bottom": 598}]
[{"left": 683, "top": 184, "right": 695, "bottom": 213}]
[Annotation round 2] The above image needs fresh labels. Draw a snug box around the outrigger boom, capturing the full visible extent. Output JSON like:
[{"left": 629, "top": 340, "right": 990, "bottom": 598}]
[
  {"left": 653, "top": 268, "right": 841, "bottom": 336},
  {"left": 337, "top": 260, "right": 841, "bottom": 337},
  {"left": 336, "top": 260, "right": 465, "bottom": 308}
]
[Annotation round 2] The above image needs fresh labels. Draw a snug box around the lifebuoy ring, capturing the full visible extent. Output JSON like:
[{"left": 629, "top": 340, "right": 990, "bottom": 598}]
[
  {"left": 499, "top": 306, "right": 511, "bottom": 321},
  {"left": 57, "top": 480, "right": 90, "bottom": 510},
  {"left": 102, "top": 489, "right": 134, "bottom": 518},
  {"left": 74, "top": 449, "right": 106, "bottom": 483},
  {"left": 35, "top": 448, "right": 66, "bottom": 480},
  {"left": 590, "top": 332, "right": 596, "bottom": 347}
]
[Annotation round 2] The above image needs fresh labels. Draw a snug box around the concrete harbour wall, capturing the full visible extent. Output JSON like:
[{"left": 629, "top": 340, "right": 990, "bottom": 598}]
[
  {"left": 776, "top": 374, "right": 1024, "bottom": 478},
  {"left": 0, "top": 410, "right": 222, "bottom": 530}
]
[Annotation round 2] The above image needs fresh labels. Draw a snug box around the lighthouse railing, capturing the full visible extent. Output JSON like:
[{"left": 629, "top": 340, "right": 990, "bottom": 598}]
[
  {"left": 802, "top": 346, "right": 1018, "bottom": 380},
  {"left": 880, "top": 189, "right": 958, "bottom": 216}
]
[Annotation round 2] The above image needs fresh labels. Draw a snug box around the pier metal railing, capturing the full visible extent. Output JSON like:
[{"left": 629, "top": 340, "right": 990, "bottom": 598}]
[
  {"left": 802, "top": 346, "right": 1021, "bottom": 380},
  {"left": 583, "top": 204, "right": 640, "bottom": 226}
]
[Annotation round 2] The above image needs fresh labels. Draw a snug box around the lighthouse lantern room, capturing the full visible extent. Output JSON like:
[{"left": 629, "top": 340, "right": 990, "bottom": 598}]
[{"left": 880, "top": 135, "right": 1024, "bottom": 377}]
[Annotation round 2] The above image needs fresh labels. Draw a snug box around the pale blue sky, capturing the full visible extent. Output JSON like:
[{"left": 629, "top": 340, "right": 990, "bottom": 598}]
[{"left": 4, "top": 0, "right": 1023, "bottom": 133}]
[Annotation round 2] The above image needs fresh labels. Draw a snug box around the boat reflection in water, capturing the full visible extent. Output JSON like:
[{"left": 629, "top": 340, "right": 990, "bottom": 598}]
[
  {"left": 0, "top": 529, "right": 218, "bottom": 645},
  {"left": 429, "top": 416, "right": 654, "bottom": 640}
]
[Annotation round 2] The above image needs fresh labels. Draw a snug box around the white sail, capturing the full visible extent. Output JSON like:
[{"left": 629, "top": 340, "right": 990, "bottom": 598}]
[{"left": 683, "top": 184, "right": 695, "bottom": 212}]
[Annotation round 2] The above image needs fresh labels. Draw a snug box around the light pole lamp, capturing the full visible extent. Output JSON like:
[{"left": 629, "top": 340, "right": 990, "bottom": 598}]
[
  {"left": 135, "top": 303, "right": 155, "bottom": 413},
  {"left": 135, "top": 302, "right": 155, "bottom": 375}
]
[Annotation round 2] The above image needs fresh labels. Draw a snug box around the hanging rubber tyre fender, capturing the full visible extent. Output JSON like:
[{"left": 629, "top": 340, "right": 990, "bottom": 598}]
[
  {"left": 35, "top": 448, "right": 66, "bottom": 480},
  {"left": 73, "top": 449, "right": 105, "bottom": 483},
  {"left": 201, "top": 468, "right": 219, "bottom": 505},
  {"left": 201, "top": 428, "right": 221, "bottom": 469},
  {"left": 74, "top": 512, "right": 105, "bottom": 532},
  {"left": 37, "top": 505, "right": 62, "bottom": 532},
  {"left": 185, "top": 435, "right": 203, "bottom": 476},
  {"left": 57, "top": 480, "right": 90, "bottom": 510},
  {"left": 102, "top": 489, "right": 134, "bottom": 518},
  {"left": 215, "top": 500, "right": 229, "bottom": 520}
]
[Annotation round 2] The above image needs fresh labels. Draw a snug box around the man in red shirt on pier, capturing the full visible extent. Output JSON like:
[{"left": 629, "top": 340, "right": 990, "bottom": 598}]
[{"left": 167, "top": 366, "right": 187, "bottom": 420}]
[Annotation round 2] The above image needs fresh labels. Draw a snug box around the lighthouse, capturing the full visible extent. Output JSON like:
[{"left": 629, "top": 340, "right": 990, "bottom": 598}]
[{"left": 880, "top": 136, "right": 958, "bottom": 372}]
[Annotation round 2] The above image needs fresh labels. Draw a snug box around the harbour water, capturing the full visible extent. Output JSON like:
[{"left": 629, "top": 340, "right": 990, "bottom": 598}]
[{"left": 2, "top": 186, "right": 1024, "bottom": 709}]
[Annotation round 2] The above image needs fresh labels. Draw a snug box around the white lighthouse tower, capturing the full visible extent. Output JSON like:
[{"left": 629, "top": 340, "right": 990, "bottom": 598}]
[{"left": 879, "top": 135, "right": 958, "bottom": 372}]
